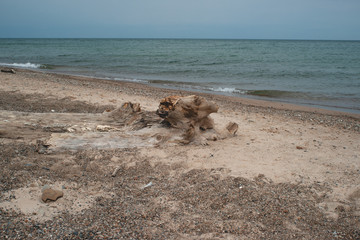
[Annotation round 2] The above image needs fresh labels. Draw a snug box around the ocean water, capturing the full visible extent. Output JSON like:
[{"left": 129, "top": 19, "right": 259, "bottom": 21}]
[{"left": 1, "top": 38, "right": 360, "bottom": 114}]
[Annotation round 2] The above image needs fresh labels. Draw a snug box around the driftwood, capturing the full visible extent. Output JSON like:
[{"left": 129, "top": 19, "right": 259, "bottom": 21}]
[
  {"left": 106, "top": 102, "right": 160, "bottom": 130},
  {"left": 157, "top": 95, "right": 237, "bottom": 144},
  {"left": 1, "top": 68, "right": 16, "bottom": 74},
  {"left": 111, "top": 166, "right": 121, "bottom": 177},
  {"left": 101, "top": 95, "right": 238, "bottom": 145},
  {"left": 157, "top": 95, "right": 218, "bottom": 128}
]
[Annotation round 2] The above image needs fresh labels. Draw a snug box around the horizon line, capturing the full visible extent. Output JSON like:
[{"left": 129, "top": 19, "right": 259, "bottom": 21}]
[{"left": 1, "top": 37, "right": 360, "bottom": 41}]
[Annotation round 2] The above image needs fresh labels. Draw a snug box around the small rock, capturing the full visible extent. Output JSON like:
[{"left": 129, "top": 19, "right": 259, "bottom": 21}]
[
  {"left": 141, "top": 182, "right": 153, "bottom": 189},
  {"left": 41, "top": 189, "right": 63, "bottom": 203}
]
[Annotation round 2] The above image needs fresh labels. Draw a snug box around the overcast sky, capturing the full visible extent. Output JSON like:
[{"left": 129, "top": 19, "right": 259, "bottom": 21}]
[{"left": 1, "top": 0, "right": 359, "bottom": 40}]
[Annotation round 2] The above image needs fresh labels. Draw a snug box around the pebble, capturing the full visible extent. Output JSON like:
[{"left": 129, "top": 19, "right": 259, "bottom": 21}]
[
  {"left": 41, "top": 189, "right": 64, "bottom": 203},
  {"left": 141, "top": 182, "right": 153, "bottom": 189}
]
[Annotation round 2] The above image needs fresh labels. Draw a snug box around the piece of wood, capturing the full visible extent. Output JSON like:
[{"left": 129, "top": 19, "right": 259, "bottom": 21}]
[
  {"left": 1, "top": 68, "right": 16, "bottom": 74},
  {"left": 106, "top": 102, "right": 160, "bottom": 130},
  {"left": 157, "top": 95, "right": 219, "bottom": 142}
]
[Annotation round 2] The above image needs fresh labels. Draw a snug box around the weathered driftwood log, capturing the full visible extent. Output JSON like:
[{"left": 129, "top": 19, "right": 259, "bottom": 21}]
[
  {"left": 1, "top": 68, "right": 16, "bottom": 74},
  {"left": 108, "top": 102, "right": 141, "bottom": 125},
  {"left": 156, "top": 95, "right": 239, "bottom": 144},
  {"left": 157, "top": 95, "right": 218, "bottom": 128},
  {"left": 103, "top": 96, "right": 237, "bottom": 145},
  {"left": 106, "top": 102, "right": 160, "bottom": 130},
  {"left": 156, "top": 95, "right": 220, "bottom": 143}
]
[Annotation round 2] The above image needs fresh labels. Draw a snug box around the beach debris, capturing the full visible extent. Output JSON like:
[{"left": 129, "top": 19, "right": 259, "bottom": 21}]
[
  {"left": 108, "top": 101, "right": 141, "bottom": 123},
  {"left": 111, "top": 166, "right": 121, "bottom": 177},
  {"left": 36, "top": 140, "right": 50, "bottom": 154},
  {"left": 141, "top": 182, "right": 153, "bottom": 189},
  {"left": 96, "top": 125, "right": 120, "bottom": 132},
  {"left": 156, "top": 95, "right": 238, "bottom": 144},
  {"left": 157, "top": 95, "right": 218, "bottom": 129},
  {"left": 43, "top": 124, "right": 70, "bottom": 133},
  {"left": 157, "top": 95, "right": 219, "bottom": 143},
  {"left": 43, "top": 96, "right": 237, "bottom": 150},
  {"left": 67, "top": 125, "right": 92, "bottom": 133},
  {"left": 105, "top": 101, "right": 160, "bottom": 130},
  {"left": 41, "top": 188, "right": 63, "bottom": 203},
  {"left": 226, "top": 122, "right": 239, "bottom": 136},
  {"left": 1, "top": 68, "right": 16, "bottom": 74},
  {"left": 67, "top": 127, "right": 76, "bottom": 133}
]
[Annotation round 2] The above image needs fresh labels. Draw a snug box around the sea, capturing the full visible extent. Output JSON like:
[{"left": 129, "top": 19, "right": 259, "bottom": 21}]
[{"left": 1, "top": 38, "right": 359, "bottom": 114}]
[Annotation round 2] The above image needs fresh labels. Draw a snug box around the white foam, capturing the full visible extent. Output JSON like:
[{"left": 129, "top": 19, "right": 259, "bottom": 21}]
[
  {"left": 0, "top": 62, "right": 42, "bottom": 69},
  {"left": 114, "top": 78, "right": 148, "bottom": 83},
  {"left": 210, "top": 87, "right": 246, "bottom": 94}
]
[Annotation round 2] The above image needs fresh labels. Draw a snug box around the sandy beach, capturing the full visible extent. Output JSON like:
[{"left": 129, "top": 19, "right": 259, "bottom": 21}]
[{"left": 1, "top": 68, "right": 360, "bottom": 239}]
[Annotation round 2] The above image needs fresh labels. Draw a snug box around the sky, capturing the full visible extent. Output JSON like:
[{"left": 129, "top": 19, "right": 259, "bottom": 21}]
[{"left": 1, "top": 0, "right": 360, "bottom": 40}]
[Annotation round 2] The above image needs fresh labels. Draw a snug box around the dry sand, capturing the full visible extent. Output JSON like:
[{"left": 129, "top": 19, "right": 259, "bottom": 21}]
[{"left": 0, "top": 68, "right": 360, "bottom": 239}]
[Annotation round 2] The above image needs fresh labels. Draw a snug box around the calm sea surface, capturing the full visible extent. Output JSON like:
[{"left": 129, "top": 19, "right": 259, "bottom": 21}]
[{"left": 1, "top": 38, "right": 359, "bottom": 114}]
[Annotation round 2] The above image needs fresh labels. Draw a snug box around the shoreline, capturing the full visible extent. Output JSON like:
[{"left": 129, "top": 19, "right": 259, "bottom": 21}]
[
  {"left": 36, "top": 68, "right": 360, "bottom": 117},
  {"left": 2, "top": 61, "right": 360, "bottom": 115},
  {"left": 40, "top": 68, "right": 360, "bottom": 116},
  {"left": 11, "top": 67, "right": 360, "bottom": 130}
]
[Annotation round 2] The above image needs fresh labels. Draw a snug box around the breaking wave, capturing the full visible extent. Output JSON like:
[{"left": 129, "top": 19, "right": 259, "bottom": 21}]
[
  {"left": 0, "top": 62, "right": 44, "bottom": 69},
  {"left": 114, "top": 78, "right": 148, "bottom": 83},
  {"left": 208, "top": 87, "right": 247, "bottom": 95}
]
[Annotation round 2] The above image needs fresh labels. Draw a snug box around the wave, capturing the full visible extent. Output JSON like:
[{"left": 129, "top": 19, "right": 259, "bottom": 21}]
[
  {"left": 114, "top": 78, "right": 148, "bottom": 83},
  {"left": 148, "top": 80, "right": 248, "bottom": 95},
  {"left": 141, "top": 79, "right": 248, "bottom": 95},
  {"left": 0, "top": 62, "right": 44, "bottom": 69},
  {"left": 208, "top": 87, "right": 246, "bottom": 94}
]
